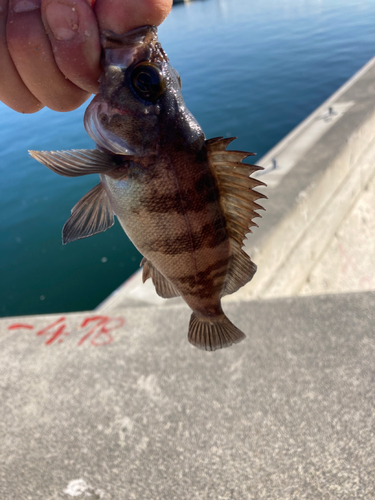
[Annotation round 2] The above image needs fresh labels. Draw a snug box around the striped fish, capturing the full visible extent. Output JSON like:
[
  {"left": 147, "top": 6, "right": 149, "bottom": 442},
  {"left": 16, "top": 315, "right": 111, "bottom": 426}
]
[{"left": 30, "top": 26, "right": 266, "bottom": 351}]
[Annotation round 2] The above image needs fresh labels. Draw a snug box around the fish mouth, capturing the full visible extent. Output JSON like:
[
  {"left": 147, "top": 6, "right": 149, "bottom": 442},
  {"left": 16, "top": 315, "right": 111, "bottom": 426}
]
[
  {"left": 84, "top": 98, "right": 136, "bottom": 156},
  {"left": 100, "top": 26, "right": 168, "bottom": 70},
  {"left": 101, "top": 26, "right": 158, "bottom": 51}
]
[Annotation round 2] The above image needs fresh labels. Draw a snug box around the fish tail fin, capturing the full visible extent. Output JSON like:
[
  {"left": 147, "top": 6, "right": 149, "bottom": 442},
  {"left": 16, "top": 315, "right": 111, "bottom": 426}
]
[{"left": 188, "top": 312, "right": 245, "bottom": 351}]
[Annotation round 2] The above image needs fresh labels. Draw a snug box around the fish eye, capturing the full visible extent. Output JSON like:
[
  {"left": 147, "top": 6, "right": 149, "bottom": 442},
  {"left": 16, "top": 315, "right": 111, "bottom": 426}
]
[{"left": 130, "top": 62, "right": 166, "bottom": 103}]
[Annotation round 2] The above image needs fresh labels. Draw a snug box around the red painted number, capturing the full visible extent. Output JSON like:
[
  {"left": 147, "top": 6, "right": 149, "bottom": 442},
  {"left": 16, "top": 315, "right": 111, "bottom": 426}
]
[
  {"left": 7, "top": 315, "right": 125, "bottom": 347},
  {"left": 78, "top": 316, "right": 125, "bottom": 346}
]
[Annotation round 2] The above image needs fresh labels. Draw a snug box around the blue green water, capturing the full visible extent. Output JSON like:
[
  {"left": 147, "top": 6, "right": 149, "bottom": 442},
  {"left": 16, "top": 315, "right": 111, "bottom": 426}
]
[{"left": 1, "top": 0, "right": 375, "bottom": 317}]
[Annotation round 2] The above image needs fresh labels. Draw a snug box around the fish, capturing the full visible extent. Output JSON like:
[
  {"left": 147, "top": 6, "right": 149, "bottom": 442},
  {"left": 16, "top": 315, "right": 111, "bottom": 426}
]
[{"left": 30, "top": 26, "right": 266, "bottom": 351}]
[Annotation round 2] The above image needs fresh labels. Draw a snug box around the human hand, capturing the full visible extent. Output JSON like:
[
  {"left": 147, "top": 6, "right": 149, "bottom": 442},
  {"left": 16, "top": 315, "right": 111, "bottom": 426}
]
[{"left": 0, "top": 0, "right": 172, "bottom": 113}]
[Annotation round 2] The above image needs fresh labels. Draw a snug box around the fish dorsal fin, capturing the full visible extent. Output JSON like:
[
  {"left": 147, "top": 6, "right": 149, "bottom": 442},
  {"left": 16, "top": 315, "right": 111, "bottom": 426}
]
[
  {"left": 29, "top": 149, "right": 117, "bottom": 177},
  {"left": 206, "top": 137, "right": 266, "bottom": 295},
  {"left": 141, "top": 258, "right": 180, "bottom": 298},
  {"left": 63, "top": 183, "right": 114, "bottom": 244}
]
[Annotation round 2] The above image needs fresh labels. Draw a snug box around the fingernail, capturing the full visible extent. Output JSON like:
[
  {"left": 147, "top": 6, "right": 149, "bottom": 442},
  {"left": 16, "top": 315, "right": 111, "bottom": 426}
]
[
  {"left": 45, "top": 2, "right": 79, "bottom": 41},
  {"left": 11, "top": 0, "right": 40, "bottom": 13}
]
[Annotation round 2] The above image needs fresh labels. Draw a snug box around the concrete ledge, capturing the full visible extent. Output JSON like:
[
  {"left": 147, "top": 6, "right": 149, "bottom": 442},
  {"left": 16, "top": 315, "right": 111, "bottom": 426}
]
[
  {"left": 238, "top": 55, "right": 375, "bottom": 299},
  {"left": 1, "top": 291, "right": 374, "bottom": 498},
  {"left": 300, "top": 170, "right": 375, "bottom": 295}
]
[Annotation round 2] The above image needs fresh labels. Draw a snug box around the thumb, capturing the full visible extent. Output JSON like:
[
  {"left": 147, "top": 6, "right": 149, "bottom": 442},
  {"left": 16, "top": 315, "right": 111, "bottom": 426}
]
[{"left": 94, "top": 0, "right": 172, "bottom": 34}]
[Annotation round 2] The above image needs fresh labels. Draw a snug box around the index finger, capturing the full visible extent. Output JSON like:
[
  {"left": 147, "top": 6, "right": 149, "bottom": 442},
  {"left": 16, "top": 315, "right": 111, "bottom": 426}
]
[
  {"left": 41, "top": 0, "right": 102, "bottom": 95},
  {"left": 0, "top": 0, "right": 43, "bottom": 112}
]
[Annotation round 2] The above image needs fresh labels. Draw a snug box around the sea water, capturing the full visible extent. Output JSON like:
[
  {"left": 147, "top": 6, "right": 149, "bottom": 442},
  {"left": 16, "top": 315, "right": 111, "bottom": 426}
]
[{"left": 1, "top": 0, "right": 375, "bottom": 316}]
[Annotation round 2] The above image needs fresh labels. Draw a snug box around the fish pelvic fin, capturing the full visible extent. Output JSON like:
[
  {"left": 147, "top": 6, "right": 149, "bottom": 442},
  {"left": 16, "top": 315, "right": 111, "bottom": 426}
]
[
  {"left": 63, "top": 183, "right": 114, "bottom": 244},
  {"left": 188, "top": 312, "right": 245, "bottom": 351},
  {"left": 141, "top": 258, "right": 180, "bottom": 298},
  {"left": 29, "top": 149, "right": 118, "bottom": 177}
]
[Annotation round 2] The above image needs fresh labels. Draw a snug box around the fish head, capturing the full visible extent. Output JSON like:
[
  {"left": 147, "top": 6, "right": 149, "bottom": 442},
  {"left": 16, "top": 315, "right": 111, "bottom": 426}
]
[{"left": 84, "top": 26, "right": 203, "bottom": 157}]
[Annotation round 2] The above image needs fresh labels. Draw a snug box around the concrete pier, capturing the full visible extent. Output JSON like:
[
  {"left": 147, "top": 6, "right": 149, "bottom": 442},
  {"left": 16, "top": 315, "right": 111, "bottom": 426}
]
[
  {"left": 1, "top": 293, "right": 375, "bottom": 499},
  {"left": 1, "top": 57, "right": 375, "bottom": 498}
]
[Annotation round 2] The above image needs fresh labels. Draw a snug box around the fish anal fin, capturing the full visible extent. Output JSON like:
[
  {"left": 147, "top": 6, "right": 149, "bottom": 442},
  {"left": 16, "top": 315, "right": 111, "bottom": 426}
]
[
  {"left": 29, "top": 149, "right": 119, "bottom": 177},
  {"left": 223, "top": 245, "right": 257, "bottom": 296},
  {"left": 141, "top": 258, "right": 151, "bottom": 283},
  {"left": 140, "top": 256, "right": 147, "bottom": 269},
  {"left": 141, "top": 258, "right": 180, "bottom": 298},
  {"left": 188, "top": 312, "right": 245, "bottom": 351},
  {"left": 63, "top": 183, "right": 114, "bottom": 244}
]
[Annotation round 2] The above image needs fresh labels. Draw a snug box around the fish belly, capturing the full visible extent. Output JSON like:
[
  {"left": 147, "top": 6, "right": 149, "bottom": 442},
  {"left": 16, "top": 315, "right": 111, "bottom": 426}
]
[{"left": 101, "top": 155, "right": 231, "bottom": 315}]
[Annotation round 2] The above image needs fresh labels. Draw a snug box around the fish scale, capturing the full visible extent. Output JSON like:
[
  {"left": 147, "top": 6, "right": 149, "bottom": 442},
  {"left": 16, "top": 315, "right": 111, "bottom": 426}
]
[{"left": 30, "top": 26, "right": 266, "bottom": 351}]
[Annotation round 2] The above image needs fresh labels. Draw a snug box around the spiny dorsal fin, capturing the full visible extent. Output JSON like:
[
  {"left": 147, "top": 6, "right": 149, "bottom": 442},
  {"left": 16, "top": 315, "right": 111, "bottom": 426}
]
[
  {"left": 141, "top": 258, "right": 180, "bottom": 298},
  {"left": 206, "top": 136, "right": 266, "bottom": 246},
  {"left": 29, "top": 149, "right": 117, "bottom": 177},
  {"left": 206, "top": 137, "right": 266, "bottom": 294},
  {"left": 63, "top": 183, "right": 114, "bottom": 244}
]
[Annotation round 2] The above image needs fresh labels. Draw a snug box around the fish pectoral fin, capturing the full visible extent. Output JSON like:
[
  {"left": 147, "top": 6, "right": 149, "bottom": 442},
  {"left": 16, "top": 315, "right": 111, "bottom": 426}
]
[
  {"left": 223, "top": 243, "right": 257, "bottom": 296},
  {"left": 141, "top": 258, "right": 180, "bottom": 298},
  {"left": 63, "top": 183, "right": 114, "bottom": 244},
  {"left": 188, "top": 312, "right": 245, "bottom": 351},
  {"left": 29, "top": 149, "right": 117, "bottom": 177}
]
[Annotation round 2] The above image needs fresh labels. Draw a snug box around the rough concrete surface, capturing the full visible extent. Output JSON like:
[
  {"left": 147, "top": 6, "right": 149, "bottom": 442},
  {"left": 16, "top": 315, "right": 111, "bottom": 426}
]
[{"left": 1, "top": 292, "right": 375, "bottom": 499}]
